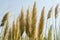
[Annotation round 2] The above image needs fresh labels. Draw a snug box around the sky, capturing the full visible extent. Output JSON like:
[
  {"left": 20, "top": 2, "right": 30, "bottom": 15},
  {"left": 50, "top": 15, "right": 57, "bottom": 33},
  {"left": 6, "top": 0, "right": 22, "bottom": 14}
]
[{"left": 0, "top": 0, "right": 60, "bottom": 40}]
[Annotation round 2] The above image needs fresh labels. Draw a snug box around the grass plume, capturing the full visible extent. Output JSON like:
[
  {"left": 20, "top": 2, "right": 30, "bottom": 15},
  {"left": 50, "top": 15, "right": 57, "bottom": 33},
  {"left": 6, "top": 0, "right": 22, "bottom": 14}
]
[
  {"left": 30, "top": 1, "right": 37, "bottom": 40},
  {"left": 2, "top": 20, "right": 9, "bottom": 40},
  {"left": 26, "top": 8, "right": 31, "bottom": 38},
  {"left": 11, "top": 20, "right": 15, "bottom": 40},
  {"left": 47, "top": 7, "right": 52, "bottom": 19},
  {"left": 19, "top": 7, "right": 25, "bottom": 40},
  {"left": 55, "top": 4, "right": 58, "bottom": 18},
  {"left": 37, "top": 7, "right": 45, "bottom": 40},
  {"left": 1, "top": 12, "right": 9, "bottom": 26}
]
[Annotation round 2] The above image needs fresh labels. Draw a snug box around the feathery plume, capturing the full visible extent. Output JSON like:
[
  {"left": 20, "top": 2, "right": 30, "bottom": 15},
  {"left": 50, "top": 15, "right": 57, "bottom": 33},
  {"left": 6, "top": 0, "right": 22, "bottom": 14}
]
[
  {"left": 37, "top": 7, "right": 45, "bottom": 40},
  {"left": 55, "top": 4, "right": 58, "bottom": 18},
  {"left": 30, "top": 1, "right": 37, "bottom": 40},
  {"left": 19, "top": 7, "right": 25, "bottom": 36},
  {"left": 0, "top": 12, "right": 9, "bottom": 26},
  {"left": 47, "top": 7, "right": 52, "bottom": 19},
  {"left": 15, "top": 18, "right": 19, "bottom": 40},
  {"left": 16, "top": 18, "right": 21, "bottom": 40},
  {"left": 26, "top": 8, "right": 31, "bottom": 37},
  {"left": 11, "top": 20, "right": 15, "bottom": 40},
  {"left": 55, "top": 4, "right": 59, "bottom": 40}
]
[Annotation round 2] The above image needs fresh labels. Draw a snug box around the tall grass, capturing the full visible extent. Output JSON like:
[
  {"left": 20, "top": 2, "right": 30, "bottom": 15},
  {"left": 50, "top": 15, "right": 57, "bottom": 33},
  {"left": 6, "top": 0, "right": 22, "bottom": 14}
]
[
  {"left": 0, "top": 2, "right": 60, "bottom": 40},
  {"left": 55, "top": 4, "right": 58, "bottom": 18},
  {"left": 47, "top": 7, "right": 52, "bottom": 19},
  {"left": 19, "top": 7, "right": 25, "bottom": 40},
  {"left": 2, "top": 20, "right": 9, "bottom": 40},
  {"left": 1, "top": 12, "right": 9, "bottom": 40},
  {"left": 30, "top": 1, "right": 36, "bottom": 40},
  {"left": 11, "top": 20, "right": 15, "bottom": 40},
  {"left": 26, "top": 8, "right": 31, "bottom": 38},
  {"left": 0, "top": 12, "right": 9, "bottom": 26},
  {"left": 55, "top": 4, "right": 59, "bottom": 40},
  {"left": 37, "top": 7, "right": 45, "bottom": 40}
]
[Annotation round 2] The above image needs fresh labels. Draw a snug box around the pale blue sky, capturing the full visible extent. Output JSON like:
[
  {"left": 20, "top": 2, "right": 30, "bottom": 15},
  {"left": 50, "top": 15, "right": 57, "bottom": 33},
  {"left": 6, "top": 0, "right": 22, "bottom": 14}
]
[{"left": 0, "top": 0, "right": 60, "bottom": 39}]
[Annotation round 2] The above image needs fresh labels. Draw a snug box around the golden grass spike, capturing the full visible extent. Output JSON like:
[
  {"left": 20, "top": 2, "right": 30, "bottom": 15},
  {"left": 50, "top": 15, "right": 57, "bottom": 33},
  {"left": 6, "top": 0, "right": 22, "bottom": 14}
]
[
  {"left": 11, "top": 20, "right": 15, "bottom": 40},
  {"left": 16, "top": 18, "right": 21, "bottom": 40},
  {"left": 7, "top": 28, "right": 11, "bottom": 40},
  {"left": 47, "top": 7, "right": 52, "bottom": 19},
  {"left": 26, "top": 8, "right": 31, "bottom": 37},
  {"left": 37, "top": 7, "right": 45, "bottom": 40},
  {"left": 2, "top": 20, "right": 9, "bottom": 40},
  {"left": 48, "top": 25, "right": 52, "bottom": 40},
  {"left": 30, "top": 1, "right": 36, "bottom": 40},
  {"left": 1, "top": 12, "right": 9, "bottom": 26},
  {"left": 19, "top": 7, "right": 25, "bottom": 36},
  {"left": 14, "top": 18, "right": 19, "bottom": 40},
  {"left": 55, "top": 4, "right": 58, "bottom": 18}
]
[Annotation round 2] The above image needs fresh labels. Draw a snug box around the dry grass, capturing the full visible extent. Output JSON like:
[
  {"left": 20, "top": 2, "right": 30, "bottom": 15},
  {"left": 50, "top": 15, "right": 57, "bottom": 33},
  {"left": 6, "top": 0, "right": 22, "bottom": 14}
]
[
  {"left": 55, "top": 4, "right": 58, "bottom": 18},
  {"left": 0, "top": 12, "right": 9, "bottom": 26},
  {"left": 2, "top": 20, "right": 9, "bottom": 40},
  {"left": 26, "top": 8, "right": 31, "bottom": 38},
  {"left": 30, "top": 1, "right": 36, "bottom": 40},
  {"left": 37, "top": 7, "right": 45, "bottom": 40},
  {"left": 1, "top": 12, "right": 9, "bottom": 40},
  {"left": 47, "top": 7, "right": 52, "bottom": 19},
  {"left": 1, "top": 2, "right": 59, "bottom": 40}
]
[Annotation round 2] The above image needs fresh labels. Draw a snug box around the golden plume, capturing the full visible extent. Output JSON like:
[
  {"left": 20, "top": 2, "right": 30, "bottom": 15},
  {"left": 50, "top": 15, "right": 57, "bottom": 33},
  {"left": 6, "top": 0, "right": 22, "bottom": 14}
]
[
  {"left": 1, "top": 12, "right": 9, "bottom": 26},
  {"left": 47, "top": 7, "right": 52, "bottom": 19},
  {"left": 55, "top": 4, "right": 58, "bottom": 18},
  {"left": 2, "top": 20, "right": 9, "bottom": 40},
  {"left": 30, "top": 1, "right": 37, "bottom": 40},
  {"left": 19, "top": 7, "right": 25, "bottom": 37},
  {"left": 26, "top": 8, "right": 31, "bottom": 37},
  {"left": 37, "top": 7, "right": 45, "bottom": 40},
  {"left": 15, "top": 18, "right": 19, "bottom": 40},
  {"left": 11, "top": 20, "right": 15, "bottom": 40}
]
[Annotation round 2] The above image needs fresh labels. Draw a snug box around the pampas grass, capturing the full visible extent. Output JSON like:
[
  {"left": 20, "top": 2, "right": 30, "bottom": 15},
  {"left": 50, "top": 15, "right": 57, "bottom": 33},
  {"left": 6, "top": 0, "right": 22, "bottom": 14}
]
[
  {"left": 30, "top": 1, "right": 37, "bottom": 40},
  {"left": 55, "top": 4, "right": 58, "bottom": 18},
  {"left": 0, "top": 12, "right": 9, "bottom": 26},
  {"left": 37, "top": 7, "right": 45, "bottom": 40},
  {"left": 11, "top": 20, "right": 15, "bottom": 40},
  {"left": 54, "top": 4, "right": 59, "bottom": 40},
  {"left": 1, "top": 2, "right": 60, "bottom": 40},
  {"left": 47, "top": 7, "right": 52, "bottom": 19},
  {"left": 26, "top": 8, "right": 31, "bottom": 38},
  {"left": 2, "top": 20, "right": 9, "bottom": 40},
  {"left": 45, "top": 7, "right": 52, "bottom": 37},
  {"left": 19, "top": 7, "right": 25, "bottom": 40},
  {"left": 16, "top": 18, "right": 20, "bottom": 40},
  {"left": 14, "top": 18, "right": 19, "bottom": 40},
  {"left": 2, "top": 12, "right": 9, "bottom": 40}
]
